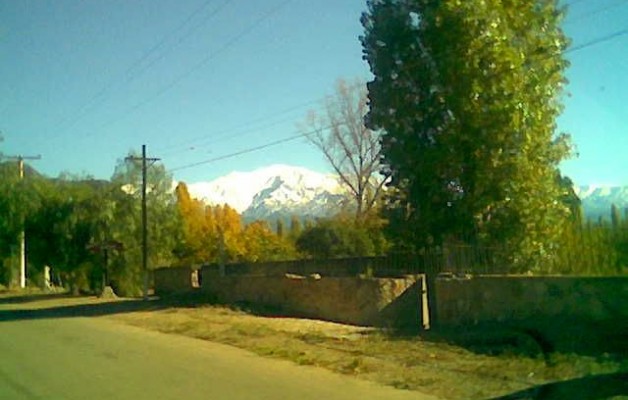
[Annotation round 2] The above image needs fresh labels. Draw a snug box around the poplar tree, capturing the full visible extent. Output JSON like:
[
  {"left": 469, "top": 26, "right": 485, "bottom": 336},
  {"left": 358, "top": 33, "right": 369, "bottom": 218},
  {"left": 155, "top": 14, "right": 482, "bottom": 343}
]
[
  {"left": 611, "top": 204, "right": 620, "bottom": 229},
  {"left": 361, "top": 0, "right": 573, "bottom": 271}
]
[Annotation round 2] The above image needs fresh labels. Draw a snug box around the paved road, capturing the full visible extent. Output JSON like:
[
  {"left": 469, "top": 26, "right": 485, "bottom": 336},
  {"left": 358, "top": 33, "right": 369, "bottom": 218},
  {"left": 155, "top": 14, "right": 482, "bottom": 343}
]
[{"left": 0, "top": 299, "right": 438, "bottom": 400}]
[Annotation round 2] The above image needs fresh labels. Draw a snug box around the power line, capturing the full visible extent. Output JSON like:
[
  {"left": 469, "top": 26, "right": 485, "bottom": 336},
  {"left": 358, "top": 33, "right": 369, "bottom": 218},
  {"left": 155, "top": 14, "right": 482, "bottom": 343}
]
[
  {"left": 123, "top": 0, "right": 233, "bottom": 83},
  {"left": 565, "top": 27, "right": 628, "bottom": 53},
  {"left": 564, "top": 0, "right": 588, "bottom": 6},
  {"left": 168, "top": 25, "right": 628, "bottom": 174},
  {"left": 156, "top": 98, "right": 321, "bottom": 155},
  {"left": 51, "top": 0, "right": 233, "bottom": 139},
  {"left": 169, "top": 128, "right": 322, "bottom": 172},
  {"left": 159, "top": 114, "right": 301, "bottom": 157},
  {"left": 156, "top": 80, "right": 366, "bottom": 157},
  {"left": 90, "top": 0, "right": 294, "bottom": 139}
]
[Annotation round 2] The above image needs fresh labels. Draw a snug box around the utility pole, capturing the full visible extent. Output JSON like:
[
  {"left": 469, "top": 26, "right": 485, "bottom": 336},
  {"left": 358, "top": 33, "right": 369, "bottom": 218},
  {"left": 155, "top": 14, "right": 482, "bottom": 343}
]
[
  {"left": 126, "top": 145, "right": 160, "bottom": 300},
  {"left": 4, "top": 154, "right": 41, "bottom": 288}
]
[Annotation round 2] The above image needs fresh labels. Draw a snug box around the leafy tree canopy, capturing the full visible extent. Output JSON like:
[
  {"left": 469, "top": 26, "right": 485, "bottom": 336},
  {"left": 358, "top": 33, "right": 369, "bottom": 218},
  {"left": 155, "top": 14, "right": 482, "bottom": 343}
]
[{"left": 362, "top": 0, "right": 573, "bottom": 271}]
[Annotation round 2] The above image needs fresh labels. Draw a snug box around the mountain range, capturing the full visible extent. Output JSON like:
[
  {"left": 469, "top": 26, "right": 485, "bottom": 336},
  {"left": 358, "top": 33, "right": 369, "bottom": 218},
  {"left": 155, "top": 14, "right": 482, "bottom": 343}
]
[
  {"left": 186, "top": 165, "right": 347, "bottom": 222},
  {"left": 186, "top": 164, "right": 628, "bottom": 222},
  {"left": 573, "top": 185, "right": 628, "bottom": 220}
]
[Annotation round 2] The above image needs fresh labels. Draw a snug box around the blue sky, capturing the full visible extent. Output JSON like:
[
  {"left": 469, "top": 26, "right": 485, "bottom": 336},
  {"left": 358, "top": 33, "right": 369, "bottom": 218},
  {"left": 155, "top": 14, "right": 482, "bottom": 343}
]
[{"left": 0, "top": 0, "right": 626, "bottom": 186}]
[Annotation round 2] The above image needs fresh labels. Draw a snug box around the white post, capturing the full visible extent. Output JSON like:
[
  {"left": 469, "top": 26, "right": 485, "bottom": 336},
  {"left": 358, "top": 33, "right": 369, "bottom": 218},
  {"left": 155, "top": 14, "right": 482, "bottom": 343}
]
[
  {"left": 5, "top": 154, "right": 40, "bottom": 289},
  {"left": 19, "top": 231, "right": 26, "bottom": 288},
  {"left": 18, "top": 158, "right": 26, "bottom": 288}
]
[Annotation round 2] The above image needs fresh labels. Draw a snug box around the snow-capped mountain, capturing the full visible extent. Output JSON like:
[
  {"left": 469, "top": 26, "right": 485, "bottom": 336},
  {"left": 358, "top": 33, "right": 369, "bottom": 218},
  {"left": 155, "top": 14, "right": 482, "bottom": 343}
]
[
  {"left": 185, "top": 165, "right": 628, "bottom": 223},
  {"left": 186, "top": 165, "right": 347, "bottom": 221},
  {"left": 574, "top": 185, "right": 628, "bottom": 220}
]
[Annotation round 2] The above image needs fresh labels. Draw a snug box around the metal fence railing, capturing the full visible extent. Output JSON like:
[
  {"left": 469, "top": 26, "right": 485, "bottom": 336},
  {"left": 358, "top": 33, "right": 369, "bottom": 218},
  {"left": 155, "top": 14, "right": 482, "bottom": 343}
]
[{"left": 197, "top": 244, "right": 509, "bottom": 278}]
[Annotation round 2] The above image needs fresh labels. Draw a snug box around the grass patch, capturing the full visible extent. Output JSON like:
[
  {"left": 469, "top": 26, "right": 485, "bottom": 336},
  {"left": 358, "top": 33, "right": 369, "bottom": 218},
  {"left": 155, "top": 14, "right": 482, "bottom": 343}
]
[{"left": 107, "top": 301, "right": 627, "bottom": 400}]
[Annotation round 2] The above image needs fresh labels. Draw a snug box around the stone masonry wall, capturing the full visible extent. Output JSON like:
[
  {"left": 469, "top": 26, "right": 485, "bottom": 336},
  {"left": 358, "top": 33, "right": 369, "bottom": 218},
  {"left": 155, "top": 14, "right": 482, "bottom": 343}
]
[
  {"left": 153, "top": 266, "right": 426, "bottom": 328},
  {"left": 434, "top": 276, "right": 628, "bottom": 325},
  {"left": 200, "top": 269, "right": 426, "bottom": 327},
  {"left": 153, "top": 267, "right": 195, "bottom": 295}
]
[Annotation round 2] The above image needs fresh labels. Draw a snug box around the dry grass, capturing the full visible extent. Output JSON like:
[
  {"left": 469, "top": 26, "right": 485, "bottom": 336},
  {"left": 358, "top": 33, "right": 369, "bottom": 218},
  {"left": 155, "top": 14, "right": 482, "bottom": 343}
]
[
  {"left": 2, "top": 290, "right": 623, "bottom": 399},
  {"left": 109, "top": 302, "right": 627, "bottom": 400}
]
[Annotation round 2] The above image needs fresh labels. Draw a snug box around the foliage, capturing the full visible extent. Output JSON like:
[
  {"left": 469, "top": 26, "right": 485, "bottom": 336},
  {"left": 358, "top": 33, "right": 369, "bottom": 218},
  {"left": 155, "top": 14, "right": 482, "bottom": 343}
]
[
  {"left": 241, "top": 220, "right": 297, "bottom": 262},
  {"left": 25, "top": 176, "right": 110, "bottom": 292},
  {"left": 175, "top": 182, "right": 296, "bottom": 264},
  {"left": 361, "top": 0, "right": 573, "bottom": 271},
  {"left": 0, "top": 162, "right": 43, "bottom": 286},
  {"left": 289, "top": 215, "right": 302, "bottom": 239},
  {"left": 552, "top": 205, "right": 628, "bottom": 275},
  {"left": 275, "top": 219, "right": 285, "bottom": 237},
  {"left": 106, "top": 153, "right": 181, "bottom": 296},
  {"left": 296, "top": 215, "right": 388, "bottom": 259},
  {"left": 174, "top": 182, "right": 213, "bottom": 264},
  {"left": 301, "top": 79, "right": 387, "bottom": 220}
]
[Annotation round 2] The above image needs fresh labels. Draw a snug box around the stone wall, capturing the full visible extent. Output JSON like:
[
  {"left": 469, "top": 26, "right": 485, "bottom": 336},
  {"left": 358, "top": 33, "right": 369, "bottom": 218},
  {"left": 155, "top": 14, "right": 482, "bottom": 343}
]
[
  {"left": 201, "top": 268, "right": 427, "bottom": 328},
  {"left": 154, "top": 265, "right": 627, "bottom": 343},
  {"left": 154, "top": 266, "right": 428, "bottom": 328},
  {"left": 153, "top": 267, "right": 195, "bottom": 295},
  {"left": 434, "top": 276, "right": 628, "bottom": 325},
  {"left": 433, "top": 276, "right": 628, "bottom": 354}
]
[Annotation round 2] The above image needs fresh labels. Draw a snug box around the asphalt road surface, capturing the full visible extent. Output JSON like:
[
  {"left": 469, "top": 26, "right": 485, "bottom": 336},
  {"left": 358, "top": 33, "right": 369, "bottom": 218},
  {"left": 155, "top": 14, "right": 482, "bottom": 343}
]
[{"left": 0, "top": 298, "right": 438, "bottom": 400}]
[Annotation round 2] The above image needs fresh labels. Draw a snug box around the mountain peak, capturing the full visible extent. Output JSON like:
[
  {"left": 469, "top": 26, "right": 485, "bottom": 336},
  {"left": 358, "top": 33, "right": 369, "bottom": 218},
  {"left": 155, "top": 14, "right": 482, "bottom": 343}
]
[{"left": 186, "top": 165, "right": 345, "bottom": 218}]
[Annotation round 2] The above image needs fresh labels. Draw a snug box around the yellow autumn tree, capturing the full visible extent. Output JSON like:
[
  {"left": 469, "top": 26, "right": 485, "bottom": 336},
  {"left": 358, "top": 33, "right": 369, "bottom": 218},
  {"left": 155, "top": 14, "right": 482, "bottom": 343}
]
[
  {"left": 175, "top": 182, "right": 208, "bottom": 264},
  {"left": 210, "top": 204, "right": 245, "bottom": 263},
  {"left": 176, "top": 184, "right": 297, "bottom": 265},
  {"left": 241, "top": 220, "right": 297, "bottom": 262}
]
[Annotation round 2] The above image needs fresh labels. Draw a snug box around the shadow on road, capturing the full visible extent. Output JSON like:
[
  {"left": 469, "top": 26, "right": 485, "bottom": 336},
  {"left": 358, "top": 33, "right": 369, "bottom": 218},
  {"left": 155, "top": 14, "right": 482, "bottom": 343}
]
[
  {"left": 0, "top": 293, "right": 198, "bottom": 322},
  {"left": 0, "top": 292, "right": 78, "bottom": 304},
  {"left": 485, "top": 372, "right": 628, "bottom": 400}
]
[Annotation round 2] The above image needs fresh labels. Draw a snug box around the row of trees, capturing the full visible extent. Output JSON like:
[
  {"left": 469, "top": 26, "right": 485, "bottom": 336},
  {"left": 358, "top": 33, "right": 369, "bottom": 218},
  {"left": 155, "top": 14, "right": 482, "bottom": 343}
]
[
  {"left": 174, "top": 182, "right": 296, "bottom": 264},
  {"left": 175, "top": 181, "right": 389, "bottom": 264},
  {"left": 1, "top": 148, "right": 622, "bottom": 300},
  {"left": 0, "top": 154, "right": 181, "bottom": 296},
  {"left": 0, "top": 153, "right": 389, "bottom": 295},
  {"left": 553, "top": 205, "right": 628, "bottom": 275}
]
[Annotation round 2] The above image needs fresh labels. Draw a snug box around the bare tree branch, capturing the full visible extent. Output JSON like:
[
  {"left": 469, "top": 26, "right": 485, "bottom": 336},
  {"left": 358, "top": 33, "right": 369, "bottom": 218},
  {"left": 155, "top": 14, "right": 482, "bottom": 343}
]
[{"left": 300, "top": 79, "right": 384, "bottom": 220}]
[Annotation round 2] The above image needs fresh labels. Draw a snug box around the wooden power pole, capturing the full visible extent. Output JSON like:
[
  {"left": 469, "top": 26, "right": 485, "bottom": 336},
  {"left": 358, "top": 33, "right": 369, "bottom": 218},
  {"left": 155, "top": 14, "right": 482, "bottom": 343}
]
[
  {"left": 5, "top": 154, "right": 42, "bottom": 288},
  {"left": 126, "top": 145, "right": 160, "bottom": 300}
]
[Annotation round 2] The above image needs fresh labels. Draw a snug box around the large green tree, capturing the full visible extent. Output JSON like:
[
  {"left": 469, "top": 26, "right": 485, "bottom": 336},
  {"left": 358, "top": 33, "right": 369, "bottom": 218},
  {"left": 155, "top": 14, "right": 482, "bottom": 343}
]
[
  {"left": 296, "top": 216, "right": 388, "bottom": 259},
  {"left": 361, "top": 0, "right": 573, "bottom": 271},
  {"left": 26, "top": 176, "right": 110, "bottom": 291},
  {"left": 106, "top": 153, "right": 181, "bottom": 295}
]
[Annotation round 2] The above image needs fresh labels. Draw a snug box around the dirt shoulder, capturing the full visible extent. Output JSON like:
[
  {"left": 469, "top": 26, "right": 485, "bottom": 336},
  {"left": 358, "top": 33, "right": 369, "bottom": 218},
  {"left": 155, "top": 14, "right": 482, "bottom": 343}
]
[
  {"left": 107, "top": 298, "right": 626, "bottom": 400},
  {"left": 2, "top": 292, "right": 626, "bottom": 399}
]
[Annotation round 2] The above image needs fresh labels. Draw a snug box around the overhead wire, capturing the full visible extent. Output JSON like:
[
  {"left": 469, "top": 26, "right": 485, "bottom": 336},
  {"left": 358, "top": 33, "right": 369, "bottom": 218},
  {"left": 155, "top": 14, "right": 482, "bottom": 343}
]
[
  {"left": 122, "top": 0, "right": 234, "bottom": 84},
  {"left": 155, "top": 80, "right": 366, "bottom": 156},
  {"left": 167, "top": 24, "right": 628, "bottom": 174},
  {"left": 169, "top": 125, "right": 330, "bottom": 172},
  {"left": 564, "top": 0, "right": 588, "bottom": 6},
  {"left": 161, "top": 5, "right": 624, "bottom": 160},
  {"left": 89, "top": 0, "right": 294, "bottom": 139},
  {"left": 51, "top": 0, "right": 232, "bottom": 139},
  {"left": 155, "top": 97, "right": 323, "bottom": 156},
  {"left": 159, "top": 115, "right": 302, "bottom": 157},
  {"left": 565, "top": 27, "right": 628, "bottom": 53}
]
